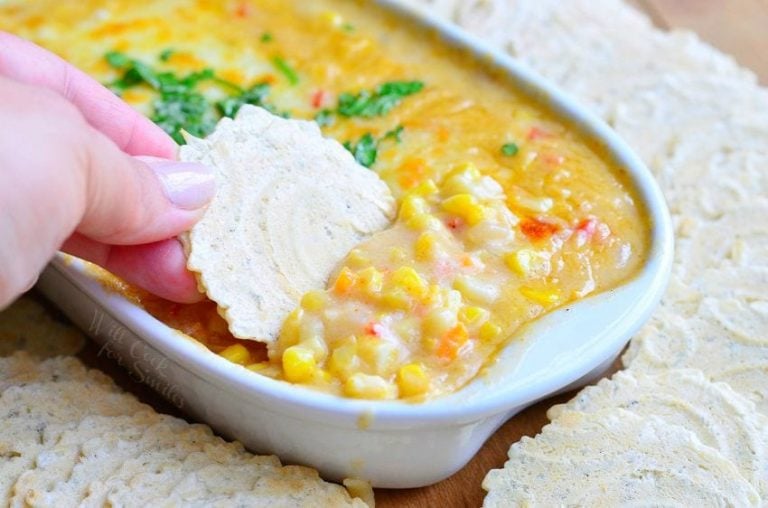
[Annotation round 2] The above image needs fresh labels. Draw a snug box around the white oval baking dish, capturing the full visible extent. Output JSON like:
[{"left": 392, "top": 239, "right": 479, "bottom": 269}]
[{"left": 36, "top": 0, "right": 673, "bottom": 489}]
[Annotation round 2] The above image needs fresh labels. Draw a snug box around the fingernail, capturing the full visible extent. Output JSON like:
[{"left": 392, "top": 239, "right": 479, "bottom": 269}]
[{"left": 148, "top": 160, "right": 215, "bottom": 210}]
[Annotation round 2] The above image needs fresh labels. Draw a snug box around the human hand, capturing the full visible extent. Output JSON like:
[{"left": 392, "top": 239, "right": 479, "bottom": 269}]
[{"left": 0, "top": 32, "right": 214, "bottom": 308}]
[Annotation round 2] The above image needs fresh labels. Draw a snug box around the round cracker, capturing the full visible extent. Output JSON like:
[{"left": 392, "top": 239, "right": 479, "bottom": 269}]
[
  {"left": 9, "top": 412, "right": 165, "bottom": 508},
  {"left": 623, "top": 310, "right": 768, "bottom": 415},
  {"left": 482, "top": 409, "right": 760, "bottom": 507},
  {"left": 160, "top": 463, "right": 365, "bottom": 508},
  {"left": 0, "top": 295, "right": 85, "bottom": 359},
  {"left": 97, "top": 430, "right": 277, "bottom": 506},
  {"left": 547, "top": 369, "right": 768, "bottom": 497},
  {"left": 0, "top": 378, "right": 148, "bottom": 503},
  {"left": 660, "top": 150, "right": 768, "bottom": 219},
  {"left": 424, "top": 0, "right": 753, "bottom": 126},
  {"left": 0, "top": 352, "right": 113, "bottom": 394},
  {"left": 180, "top": 105, "right": 395, "bottom": 342},
  {"left": 673, "top": 204, "right": 768, "bottom": 284},
  {"left": 599, "top": 74, "right": 768, "bottom": 166}
]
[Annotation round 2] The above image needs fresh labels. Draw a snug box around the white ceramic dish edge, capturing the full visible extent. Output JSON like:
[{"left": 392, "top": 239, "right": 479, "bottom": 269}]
[{"left": 35, "top": 0, "right": 674, "bottom": 488}]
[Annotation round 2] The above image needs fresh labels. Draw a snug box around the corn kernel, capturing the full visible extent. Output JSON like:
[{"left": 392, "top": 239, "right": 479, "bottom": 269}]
[
  {"left": 328, "top": 337, "right": 360, "bottom": 381},
  {"left": 321, "top": 10, "right": 343, "bottom": 27},
  {"left": 398, "top": 194, "right": 429, "bottom": 222},
  {"left": 344, "top": 373, "right": 395, "bottom": 399},
  {"left": 381, "top": 288, "right": 413, "bottom": 311},
  {"left": 406, "top": 212, "right": 442, "bottom": 231},
  {"left": 411, "top": 179, "right": 439, "bottom": 197},
  {"left": 301, "top": 290, "right": 327, "bottom": 312},
  {"left": 278, "top": 308, "right": 302, "bottom": 347},
  {"left": 505, "top": 250, "right": 528, "bottom": 275},
  {"left": 391, "top": 266, "right": 429, "bottom": 299},
  {"left": 219, "top": 344, "right": 251, "bottom": 366},
  {"left": 397, "top": 363, "right": 430, "bottom": 397},
  {"left": 447, "top": 162, "right": 481, "bottom": 180},
  {"left": 423, "top": 308, "right": 458, "bottom": 338},
  {"left": 441, "top": 163, "right": 482, "bottom": 196},
  {"left": 520, "top": 286, "right": 561, "bottom": 305},
  {"left": 421, "top": 284, "right": 442, "bottom": 307},
  {"left": 479, "top": 321, "right": 502, "bottom": 342},
  {"left": 358, "top": 337, "right": 398, "bottom": 376},
  {"left": 346, "top": 249, "right": 369, "bottom": 268},
  {"left": 282, "top": 346, "right": 316, "bottom": 382},
  {"left": 246, "top": 362, "right": 281, "bottom": 378},
  {"left": 441, "top": 193, "right": 485, "bottom": 226},
  {"left": 453, "top": 276, "right": 499, "bottom": 304},
  {"left": 459, "top": 306, "right": 490, "bottom": 326},
  {"left": 357, "top": 267, "right": 384, "bottom": 294},
  {"left": 314, "top": 369, "right": 333, "bottom": 384},
  {"left": 414, "top": 232, "right": 437, "bottom": 262},
  {"left": 332, "top": 267, "right": 356, "bottom": 295}
]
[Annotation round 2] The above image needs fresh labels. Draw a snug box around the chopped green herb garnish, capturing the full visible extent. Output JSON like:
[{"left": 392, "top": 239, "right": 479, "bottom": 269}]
[
  {"left": 343, "top": 126, "right": 405, "bottom": 168},
  {"left": 341, "top": 22, "right": 355, "bottom": 32},
  {"left": 105, "top": 50, "right": 131, "bottom": 69},
  {"left": 104, "top": 51, "right": 280, "bottom": 143},
  {"left": 382, "top": 125, "right": 404, "bottom": 143},
  {"left": 153, "top": 89, "right": 216, "bottom": 143},
  {"left": 217, "top": 83, "right": 272, "bottom": 118},
  {"left": 159, "top": 48, "right": 175, "bottom": 62},
  {"left": 337, "top": 80, "right": 424, "bottom": 118},
  {"left": 260, "top": 32, "right": 273, "bottom": 43},
  {"left": 150, "top": 69, "right": 220, "bottom": 143},
  {"left": 314, "top": 109, "right": 335, "bottom": 127},
  {"left": 104, "top": 50, "right": 419, "bottom": 149},
  {"left": 344, "top": 133, "right": 378, "bottom": 168},
  {"left": 501, "top": 142, "right": 519, "bottom": 156},
  {"left": 272, "top": 56, "right": 299, "bottom": 86},
  {"left": 107, "top": 51, "right": 161, "bottom": 91}
]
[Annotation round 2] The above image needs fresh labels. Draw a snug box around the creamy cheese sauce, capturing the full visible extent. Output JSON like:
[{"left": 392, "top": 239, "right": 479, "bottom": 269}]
[{"left": 1, "top": 0, "right": 650, "bottom": 400}]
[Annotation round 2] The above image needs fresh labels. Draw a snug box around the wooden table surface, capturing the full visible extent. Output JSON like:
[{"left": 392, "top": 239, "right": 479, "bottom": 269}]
[{"left": 69, "top": 2, "right": 768, "bottom": 507}]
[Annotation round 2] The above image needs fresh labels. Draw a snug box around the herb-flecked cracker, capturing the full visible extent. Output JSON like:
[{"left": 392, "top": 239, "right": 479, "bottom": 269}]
[
  {"left": 9, "top": 412, "right": 164, "bottom": 507},
  {"left": 1, "top": 354, "right": 369, "bottom": 506},
  {"left": 482, "top": 409, "right": 760, "bottom": 507},
  {"left": 547, "top": 369, "right": 768, "bottom": 497},
  {"left": 180, "top": 105, "right": 395, "bottom": 342},
  {"left": 154, "top": 463, "right": 368, "bottom": 507},
  {"left": 0, "top": 367, "right": 149, "bottom": 503},
  {"left": 0, "top": 295, "right": 84, "bottom": 358}
]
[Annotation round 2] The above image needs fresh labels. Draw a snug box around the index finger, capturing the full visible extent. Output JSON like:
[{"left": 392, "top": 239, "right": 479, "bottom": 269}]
[{"left": 0, "top": 31, "right": 176, "bottom": 158}]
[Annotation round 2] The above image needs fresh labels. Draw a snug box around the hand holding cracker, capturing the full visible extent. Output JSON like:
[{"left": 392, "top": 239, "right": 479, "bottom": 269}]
[{"left": 0, "top": 32, "right": 214, "bottom": 307}]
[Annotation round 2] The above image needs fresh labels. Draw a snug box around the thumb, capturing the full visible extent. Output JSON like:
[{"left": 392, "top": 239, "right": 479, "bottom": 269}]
[{"left": 77, "top": 146, "right": 215, "bottom": 245}]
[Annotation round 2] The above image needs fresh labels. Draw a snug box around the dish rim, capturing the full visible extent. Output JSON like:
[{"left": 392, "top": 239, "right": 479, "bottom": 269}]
[{"left": 46, "top": 0, "right": 674, "bottom": 429}]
